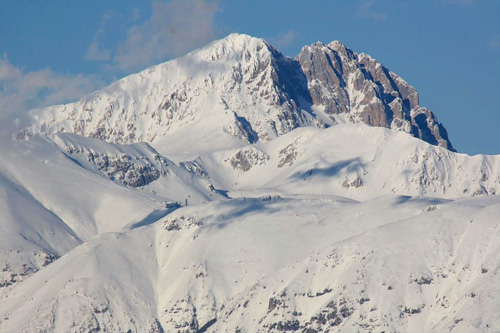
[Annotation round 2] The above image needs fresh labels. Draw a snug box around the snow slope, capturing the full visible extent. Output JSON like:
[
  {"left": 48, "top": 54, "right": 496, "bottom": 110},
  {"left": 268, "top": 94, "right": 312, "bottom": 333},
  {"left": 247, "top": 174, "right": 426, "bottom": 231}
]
[
  {"left": 16, "top": 34, "right": 314, "bottom": 147},
  {"left": 0, "top": 131, "right": 222, "bottom": 301},
  {"left": 176, "top": 124, "right": 500, "bottom": 201},
  {"left": 0, "top": 170, "right": 81, "bottom": 296},
  {"left": 212, "top": 195, "right": 500, "bottom": 332},
  {"left": 0, "top": 33, "right": 499, "bottom": 333},
  {"left": 16, "top": 33, "right": 452, "bottom": 150},
  {"left": 0, "top": 227, "right": 162, "bottom": 332},
  {"left": 1, "top": 194, "right": 499, "bottom": 332}
]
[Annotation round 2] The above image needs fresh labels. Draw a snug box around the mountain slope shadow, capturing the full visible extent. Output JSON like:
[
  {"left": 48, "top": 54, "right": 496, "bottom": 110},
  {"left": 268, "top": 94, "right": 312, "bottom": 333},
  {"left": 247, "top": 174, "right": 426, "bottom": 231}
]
[
  {"left": 128, "top": 206, "right": 180, "bottom": 229},
  {"left": 290, "top": 158, "right": 363, "bottom": 180}
]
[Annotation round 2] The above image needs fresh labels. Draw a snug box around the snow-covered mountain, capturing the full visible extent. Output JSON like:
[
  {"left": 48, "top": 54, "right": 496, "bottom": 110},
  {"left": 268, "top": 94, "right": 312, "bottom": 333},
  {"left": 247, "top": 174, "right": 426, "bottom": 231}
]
[
  {"left": 17, "top": 33, "right": 453, "bottom": 151},
  {"left": 1, "top": 34, "right": 499, "bottom": 332}
]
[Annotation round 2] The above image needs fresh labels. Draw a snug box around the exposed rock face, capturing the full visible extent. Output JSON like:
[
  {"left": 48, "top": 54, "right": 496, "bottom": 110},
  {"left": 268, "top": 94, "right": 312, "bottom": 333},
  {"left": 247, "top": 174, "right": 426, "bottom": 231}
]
[
  {"left": 20, "top": 33, "right": 454, "bottom": 151},
  {"left": 0, "top": 250, "right": 57, "bottom": 293},
  {"left": 63, "top": 145, "right": 167, "bottom": 187},
  {"left": 85, "top": 152, "right": 162, "bottom": 187},
  {"left": 227, "top": 147, "right": 269, "bottom": 172},
  {"left": 296, "top": 41, "right": 454, "bottom": 151}
]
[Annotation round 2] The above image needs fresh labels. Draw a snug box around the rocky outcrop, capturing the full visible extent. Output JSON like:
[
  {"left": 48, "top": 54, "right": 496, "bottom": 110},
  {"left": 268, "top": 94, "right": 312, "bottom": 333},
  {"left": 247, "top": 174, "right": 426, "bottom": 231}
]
[
  {"left": 296, "top": 41, "right": 454, "bottom": 151},
  {"left": 227, "top": 147, "right": 269, "bottom": 172},
  {"left": 20, "top": 33, "right": 454, "bottom": 151}
]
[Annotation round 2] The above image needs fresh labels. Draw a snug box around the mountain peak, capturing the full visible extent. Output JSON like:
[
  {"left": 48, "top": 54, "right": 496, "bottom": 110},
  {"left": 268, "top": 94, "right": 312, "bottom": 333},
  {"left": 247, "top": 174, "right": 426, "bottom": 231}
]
[
  {"left": 191, "top": 33, "right": 276, "bottom": 63},
  {"left": 327, "top": 40, "right": 347, "bottom": 50},
  {"left": 327, "top": 40, "right": 354, "bottom": 58},
  {"left": 222, "top": 32, "right": 262, "bottom": 43},
  {"left": 18, "top": 33, "right": 454, "bottom": 152},
  {"left": 296, "top": 38, "right": 454, "bottom": 151},
  {"left": 302, "top": 40, "right": 352, "bottom": 57},
  {"left": 209, "top": 32, "right": 266, "bottom": 49}
]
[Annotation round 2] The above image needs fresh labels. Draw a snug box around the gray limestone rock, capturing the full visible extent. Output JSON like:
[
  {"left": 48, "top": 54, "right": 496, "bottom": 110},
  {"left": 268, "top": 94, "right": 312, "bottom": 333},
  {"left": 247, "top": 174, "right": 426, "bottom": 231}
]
[
  {"left": 21, "top": 34, "right": 455, "bottom": 151},
  {"left": 295, "top": 41, "right": 454, "bottom": 151}
]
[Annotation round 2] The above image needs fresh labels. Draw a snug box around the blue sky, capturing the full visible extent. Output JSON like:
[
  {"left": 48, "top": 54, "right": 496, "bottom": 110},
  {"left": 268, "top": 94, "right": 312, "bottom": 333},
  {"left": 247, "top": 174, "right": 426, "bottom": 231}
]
[{"left": 0, "top": 0, "right": 498, "bottom": 155}]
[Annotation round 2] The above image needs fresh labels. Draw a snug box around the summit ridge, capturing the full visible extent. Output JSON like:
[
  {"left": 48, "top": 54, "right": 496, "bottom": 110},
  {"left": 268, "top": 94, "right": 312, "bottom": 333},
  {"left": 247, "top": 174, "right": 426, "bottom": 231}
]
[{"left": 18, "top": 33, "right": 453, "bottom": 151}]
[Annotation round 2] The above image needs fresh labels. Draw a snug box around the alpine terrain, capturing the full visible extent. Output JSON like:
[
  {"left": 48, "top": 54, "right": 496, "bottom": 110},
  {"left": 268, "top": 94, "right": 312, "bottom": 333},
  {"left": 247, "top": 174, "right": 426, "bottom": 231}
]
[{"left": 1, "top": 33, "right": 499, "bottom": 332}]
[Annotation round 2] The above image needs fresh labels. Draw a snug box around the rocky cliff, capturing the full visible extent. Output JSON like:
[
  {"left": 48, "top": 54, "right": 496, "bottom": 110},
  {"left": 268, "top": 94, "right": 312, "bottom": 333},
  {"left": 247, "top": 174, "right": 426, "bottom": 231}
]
[{"left": 18, "top": 33, "right": 454, "bottom": 151}]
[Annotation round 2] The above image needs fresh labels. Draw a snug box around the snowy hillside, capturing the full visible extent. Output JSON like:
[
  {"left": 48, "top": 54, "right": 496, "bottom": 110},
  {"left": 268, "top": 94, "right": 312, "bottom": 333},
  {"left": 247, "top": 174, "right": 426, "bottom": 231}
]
[
  {"left": 165, "top": 124, "right": 500, "bottom": 201},
  {"left": 1, "top": 33, "right": 499, "bottom": 332},
  {"left": 16, "top": 33, "right": 452, "bottom": 150},
  {"left": 0, "top": 131, "right": 221, "bottom": 298},
  {"left": 1, "top": 194, "right": 499, "bottom": 332}
]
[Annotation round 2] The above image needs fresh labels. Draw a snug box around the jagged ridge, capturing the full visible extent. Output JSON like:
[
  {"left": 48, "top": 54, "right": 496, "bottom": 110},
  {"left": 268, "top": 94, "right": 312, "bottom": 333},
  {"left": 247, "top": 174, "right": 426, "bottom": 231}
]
[{"left": 18, "top": 33, "right": 453, "bottom": 151}]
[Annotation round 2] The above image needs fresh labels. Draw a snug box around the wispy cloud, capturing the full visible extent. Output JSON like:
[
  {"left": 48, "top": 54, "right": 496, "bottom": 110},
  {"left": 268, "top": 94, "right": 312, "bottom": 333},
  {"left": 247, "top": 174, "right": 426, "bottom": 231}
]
[
  {"left": 110, "top": 0, "right": 220, "bottom": 73},
  {"left": 489, "top": 36, "right": 500, "bottom": 49},
  {"left": 1, "top": 0, "right": 221, "bottom": 120},
  {"left": 85, "top": 41, "right": 111, "bottom": 61},
  {"left": 84, "top": 10, "right": 117, "bottom": 62},
  {"left": 358, "top": 0, "right": 387, "bottom": 20},
  {"left": 84, "top": 1, "right": 221, "bottom": 73},
  {"left": 271, "top": 31, "right": 297, "bottom": 49},
  {"left": 445, "top": 0, "right": 476, "bottom": 4},
  {"left": 132, "top": 8, "right": 141, "bottom": 21},
  {"left": 0, "top": 54, "right": 101, "bottom": 120}
]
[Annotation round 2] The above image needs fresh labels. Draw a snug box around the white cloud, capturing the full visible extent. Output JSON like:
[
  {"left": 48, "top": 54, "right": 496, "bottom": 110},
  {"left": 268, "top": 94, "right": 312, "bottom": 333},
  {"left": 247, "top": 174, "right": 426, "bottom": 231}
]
[
  {"left": 358, "top": 0, "right": 387, "bottom": 20},
  {"left": 111, "top": 0, "right": 220, "bottom": 73},
  {"left": 445, "top": 0, "right": 476, "bottom": 4},
  {"left": 84, "top": 10, "right": 116, "bottom": 62},
  {"left": 1, "top": 0, "right": 220, "bottom": 121},
  {"left": 84, "top": 41, "right": 111, "bottom": 61},
  {"left": 271, "top": 31, "right": 297, "bottom": 49},
  {"left": 132, "top": 8, "right": 141, "bottom": 21},
  {"left": 489, "top": 36, "right": 500, "bottom": 49},
  {"left": 0, "top": 54, "right": 102, "bottom": 120}
]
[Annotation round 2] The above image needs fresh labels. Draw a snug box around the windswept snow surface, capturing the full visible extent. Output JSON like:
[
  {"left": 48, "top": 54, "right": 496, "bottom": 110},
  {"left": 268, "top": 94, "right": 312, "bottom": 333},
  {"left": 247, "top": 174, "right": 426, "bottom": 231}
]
[
  {"left": 1, "top": 190, "right": 500, "bottom": 332},
  {"left": 1, "top": 34, "right": 500, "bottom": 332},
  {"left": 176, "top": 124, "right": 500, "bottom": 201},
  {"left": 2, "top": 122, "right": 500, "bottom": 332},
  {"left": 16, "top": 33, "right": 453, "bottom": 151}
]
